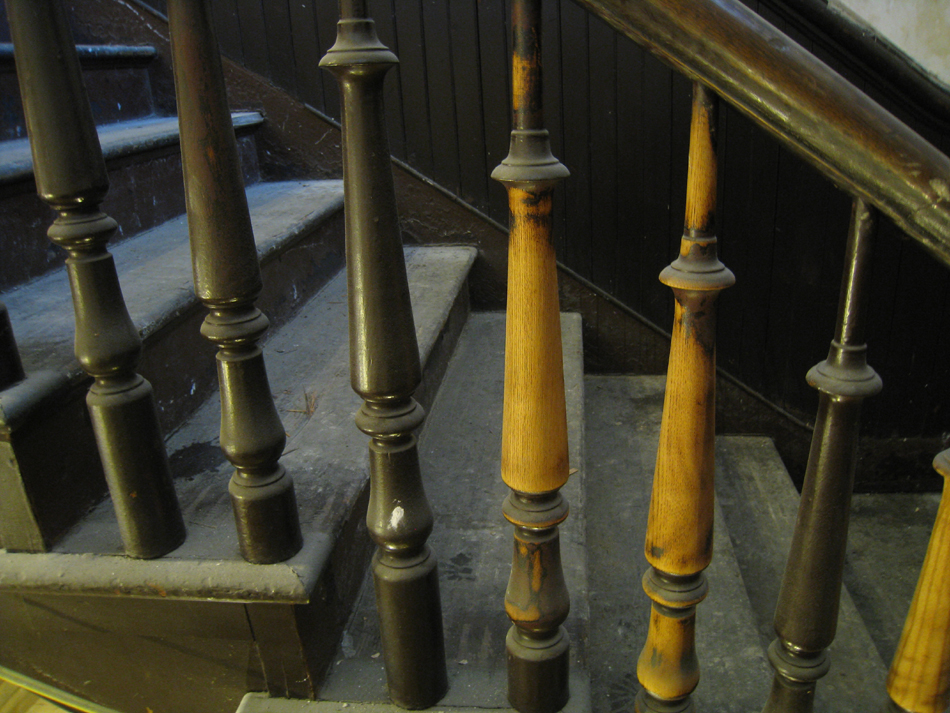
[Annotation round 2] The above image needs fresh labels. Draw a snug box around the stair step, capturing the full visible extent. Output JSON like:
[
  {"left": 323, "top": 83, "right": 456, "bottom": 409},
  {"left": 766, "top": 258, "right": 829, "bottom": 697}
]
[
  {"left": 0, "top": 246, "right": 476, "bottom": 713},
  {"left": 279, "top": 312, "right": 590, "bottom": 713},
  {"left": 0, "top": 43, "right": 158, "bottom": 142},
  {"left": 0, "top": 179, "right": 345, "bottom": 549},
  {"left": 0, "top": 113, "right": 262, "bottom": 186},
  {"left": 583, "top": 374, "right": 894, "bottom": 713},
  {"left": 0, "top": 112, "right": 264, "bottom": 290}
]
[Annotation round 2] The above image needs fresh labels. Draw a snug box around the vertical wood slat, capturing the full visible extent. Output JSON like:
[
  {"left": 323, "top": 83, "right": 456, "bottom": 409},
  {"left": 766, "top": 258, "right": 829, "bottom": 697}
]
[
  {"left": 288, "top": 0, "right": 325, "bottom": 110},
  {"left": 478, "top": 0, "right": 511, "bottom": 224},
  {"left": 450, "top": 0, "right": 489, "bottom": 207},
  {"left": 235, "top": 0, "right": 269, "bottom": 76},
  {"left": 261, "top": 0, "right": 296, "bottom": 92},
  {"left": 394, "top": 0, "right": 432, "bottom": 175},
  {"left": 368, "top": 0, "right": 407, "bottom": 162},
  {"left": 422, "top": 0, "right": 459, "bottom": 195}
]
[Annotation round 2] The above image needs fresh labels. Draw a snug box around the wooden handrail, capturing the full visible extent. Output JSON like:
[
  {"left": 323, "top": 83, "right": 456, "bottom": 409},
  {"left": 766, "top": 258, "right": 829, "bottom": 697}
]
[{"left": 573, "top": 0, "right": 950, "bottom": 267}]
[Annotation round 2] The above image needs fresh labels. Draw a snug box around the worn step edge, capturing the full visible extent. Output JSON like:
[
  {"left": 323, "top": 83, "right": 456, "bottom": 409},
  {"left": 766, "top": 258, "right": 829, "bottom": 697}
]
[
  {"left": 0, "top": 247, "right": 478, "bottom": 603},
  {"left": 0, "top": 43, "right": 157, "bottom": 66},
  {"left": 0, "top": 111, "right": 262, "bottom": 185},
  {"left": 312, "top": 312, "right": 590, "bottom": 712}
]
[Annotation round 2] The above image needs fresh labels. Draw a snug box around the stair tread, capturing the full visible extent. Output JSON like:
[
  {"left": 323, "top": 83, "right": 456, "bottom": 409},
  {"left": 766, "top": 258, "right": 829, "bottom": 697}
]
[
  {"left": 584, "top": 374, "right": 890, "bottom": 713},
  {"left": 310, "top": 312, "right": 590, "bottom": 712},
  {"left": 0, "top": 111, "right": 262, "bottom": 185},
  {"left": 0, "top": 246, "right": 477, "bottom": 602},
  {"left": 0, "top": 43, "right": 157, "bottom": 65},
  {"left": 1, "top": 178, "right": 343, "bottom": 390}
]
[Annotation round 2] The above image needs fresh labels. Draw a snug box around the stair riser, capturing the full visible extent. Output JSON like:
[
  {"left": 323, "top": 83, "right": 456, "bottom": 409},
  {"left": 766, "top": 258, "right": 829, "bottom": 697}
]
[
  {"left": 0, "top": 63, "right": 156, "bottom": 141},
  {"left": 0, "top": 131, "right": 260, "bottom": 292}
]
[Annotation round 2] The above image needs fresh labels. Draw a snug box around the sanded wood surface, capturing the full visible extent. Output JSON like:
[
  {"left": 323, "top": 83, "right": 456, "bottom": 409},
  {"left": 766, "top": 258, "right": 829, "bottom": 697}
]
[
  {"left": 501, "top": 187, "right": 570, "bottom": 496},
  {"left": 886, "top": 451, "right": 950, "bottom": 712}
]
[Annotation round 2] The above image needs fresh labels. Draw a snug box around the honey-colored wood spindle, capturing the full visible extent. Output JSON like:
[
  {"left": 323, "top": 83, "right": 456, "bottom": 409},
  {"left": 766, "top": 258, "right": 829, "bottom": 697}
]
[
  {"left": 883, "top": 449, "right": 950, "bottom": 713},
  {"left": 637, "top": 82, "right": 734, "bottom": 713}
]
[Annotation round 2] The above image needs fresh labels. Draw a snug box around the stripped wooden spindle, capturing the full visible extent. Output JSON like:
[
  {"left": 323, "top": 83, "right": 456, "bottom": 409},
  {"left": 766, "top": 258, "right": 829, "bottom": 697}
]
[
  {"left": 491, "top": 1, "right": 572, "bottom": 711},
  {"left": 637, "top": 82, "right": 733, "bottom": 713},
  {"left": 168, "top": 0, "right": 302, "bottom": 564},
  {"left": 6, "top": 0, "right": 185, "bottom": 559},
  {"left": 762, "top": 198, "right": 882, "bottom": 713},
  {"left": 320, "top": 2, "right": 448, "bottom": 707},
  {"left": 881, "top": 449, "right": 950, "bottom": 713}
]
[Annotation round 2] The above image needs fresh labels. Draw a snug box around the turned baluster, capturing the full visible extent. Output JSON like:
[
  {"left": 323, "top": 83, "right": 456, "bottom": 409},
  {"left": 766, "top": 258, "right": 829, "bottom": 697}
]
[
  {"left": 0, "top": 303, "right": 25, "bottom": 390},
  {"left": 320, "top": 3, "right": 448, "bottom": 708},
  {"left": 6, "top": 0, "right": 185, "bottom": 559},
  {"left": 167, "top": 0, "right": 302, "bottom": 564},
  {"left": 491, "top": 2, "right": 572, "bottom": 711},
  {"left": 637, "top": 82, "right": 734, "bottom": 713},
  {"left": 761, "top": 198, "right": 882, "bottom": 713},
  {"left": 881, "top": 449, "right": 950, "bottom": 713}
]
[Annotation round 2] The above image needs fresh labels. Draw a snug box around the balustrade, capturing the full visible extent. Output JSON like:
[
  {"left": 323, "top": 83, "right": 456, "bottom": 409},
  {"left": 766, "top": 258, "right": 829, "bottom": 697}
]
[
  {"left": 636, "top": 83, "right": 734, "bottom": 713},
  {"left": 320, "top": 2, "right": 448, "bottom": 707},
  {"left": 762, "top": 198, "right": 882, "bottom": 713},
  {"left": 6, "top": 0, "right": 185, "bottom": 559},
  {"left": 882, "top": 449, "right": 950, "bottom": 713},
  {"left": 167, "top": 0, "right": 302, "bottom": 564},
  {"left": 491, "top": 2, "right": 573, "bottom": 711}
]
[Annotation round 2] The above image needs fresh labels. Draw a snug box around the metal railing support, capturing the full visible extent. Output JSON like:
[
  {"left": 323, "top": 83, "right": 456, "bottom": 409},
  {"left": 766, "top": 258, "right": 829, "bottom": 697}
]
[
  {"left": 762, "top": 198, "right": 882, "bottom": 713},
  {"left": 167, "top": 0, "right": 302, "bottom": 564},
  {"left": 6, "top": 0, "right": 185, "bottom": 559},
  {"left": 321, "top": 2, "right": 448, "bottom": 707}
]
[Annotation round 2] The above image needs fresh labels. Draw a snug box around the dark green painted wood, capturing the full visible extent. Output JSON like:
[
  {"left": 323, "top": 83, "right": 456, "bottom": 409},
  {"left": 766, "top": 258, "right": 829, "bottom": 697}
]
[
  {"left": 261, "top": 0, "right": 296, "bottom": 94},
  {"left": 287, "top": 0, "right": 324, "bottom": 110}
]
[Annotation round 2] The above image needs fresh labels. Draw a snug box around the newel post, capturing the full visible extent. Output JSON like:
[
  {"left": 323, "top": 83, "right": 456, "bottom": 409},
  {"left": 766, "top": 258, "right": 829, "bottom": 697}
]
[{"left": 492, "top": 1, "right": 573, "bottom": 711}]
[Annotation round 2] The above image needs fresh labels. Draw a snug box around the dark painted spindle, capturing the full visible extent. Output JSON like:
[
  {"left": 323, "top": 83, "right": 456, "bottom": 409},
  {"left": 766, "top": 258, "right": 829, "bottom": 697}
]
[
  {"left": 320, "top": 5, "right": 448, "bottom": 708},
  {"left": 882, "top": 449, "right": 950, "bottom": 713},
  {"left": 762, "top": 198, "right": 882, "bottom": 713},
  {"left": 167, "top": 0, "right": 302, "bottom": 564},
  {"left": 492, "top": 2, "right": 573, "bottom": 711},
  {"left": 6, "top": 0, "right": 185, "bottom": 559},
  {"left": 637, "top": 83, "right": 734, "bottom": 713}
]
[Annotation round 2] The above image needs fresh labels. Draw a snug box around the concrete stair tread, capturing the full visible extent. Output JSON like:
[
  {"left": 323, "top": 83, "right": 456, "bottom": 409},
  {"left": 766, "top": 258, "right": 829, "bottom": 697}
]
[
  {"left": 0, "top": 43, "right": 158, "bottom": 65},
  {"left": 584, "top": 374, "right": 889, "bottom": 713},
  {"left": 0, "top": 111, "right": 262, "bottom": 185},
  {"left": 1, "top": 178, "right": 343, "bottom": 386},
  {"left": 303, "top": 312, "right": 590, "bottom": 712},
  {"left": 0, "top": 246, "right": 477, "bottom": 603}
]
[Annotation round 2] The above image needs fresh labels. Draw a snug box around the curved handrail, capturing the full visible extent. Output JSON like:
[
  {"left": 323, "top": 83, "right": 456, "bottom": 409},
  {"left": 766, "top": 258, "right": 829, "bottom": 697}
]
[{"left": 573, "top": 0, "right": 950, "bottom": 268}]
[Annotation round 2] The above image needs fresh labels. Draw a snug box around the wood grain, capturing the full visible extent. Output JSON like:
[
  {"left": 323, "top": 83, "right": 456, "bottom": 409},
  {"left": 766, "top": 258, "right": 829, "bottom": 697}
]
[
  {"left": 501, "top": 187, "right": 570, "bottom": 495},
  {"left": 886, "top": 450, "right": 950, "bottom": 713}
]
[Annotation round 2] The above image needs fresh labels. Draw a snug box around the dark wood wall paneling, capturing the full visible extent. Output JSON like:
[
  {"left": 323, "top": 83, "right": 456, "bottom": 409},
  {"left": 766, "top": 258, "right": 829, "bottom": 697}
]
[{"left": 132, "top": 0, "right": 950, "bottom": 442}]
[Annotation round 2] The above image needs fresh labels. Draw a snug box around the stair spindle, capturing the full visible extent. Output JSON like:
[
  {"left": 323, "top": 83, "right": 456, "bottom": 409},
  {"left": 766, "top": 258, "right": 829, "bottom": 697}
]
[
  {"left": 881, "top": 449, "right": 950, "bottom": 713},
  {"left": 6, "top": 0, "right": 185, "bottom": 559},
  {"left": 761, "top": 198, "right": 882, "bottom": 713},
  {"left": 491, "top": 2, "right": 573, "bottom": 711},
  {"left": 320, "top": 5, "right": 448, "bottom": 708},
  {"left": 167, "top": 0, "right": 302, "bottom": 564},
  {"left": 637, "top": 82, "right": 734, "bottom": 713}
]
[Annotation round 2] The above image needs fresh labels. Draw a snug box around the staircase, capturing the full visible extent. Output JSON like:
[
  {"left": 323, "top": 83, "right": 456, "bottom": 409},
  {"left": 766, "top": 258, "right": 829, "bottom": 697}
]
[{"left": 0, "top": 1, "right": 949, "bottom": 713}]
